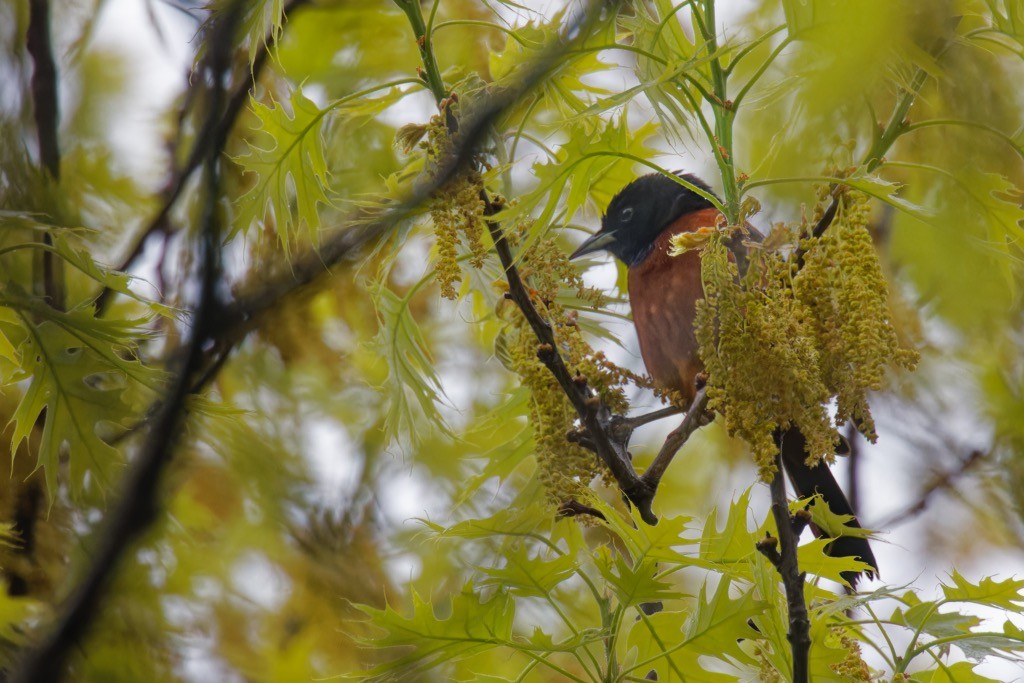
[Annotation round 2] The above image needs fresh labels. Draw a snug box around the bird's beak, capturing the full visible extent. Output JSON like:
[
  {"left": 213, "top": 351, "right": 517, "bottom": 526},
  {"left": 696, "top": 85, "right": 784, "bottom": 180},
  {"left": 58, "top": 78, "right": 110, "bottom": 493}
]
[{"left": 569, "top": 230, "right": 617, "bottom": 260}]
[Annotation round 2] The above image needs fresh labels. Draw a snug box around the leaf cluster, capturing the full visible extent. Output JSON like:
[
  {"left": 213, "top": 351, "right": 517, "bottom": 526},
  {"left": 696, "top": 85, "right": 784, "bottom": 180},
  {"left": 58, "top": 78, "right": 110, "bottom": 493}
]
[{"left": 357, "top": 492, "right": 1024, "bottom": 682}]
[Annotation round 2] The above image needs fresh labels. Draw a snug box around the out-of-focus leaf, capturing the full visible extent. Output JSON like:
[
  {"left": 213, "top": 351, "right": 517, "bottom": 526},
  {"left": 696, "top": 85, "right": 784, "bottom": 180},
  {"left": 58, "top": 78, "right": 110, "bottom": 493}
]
[
  {"left": 0, "top": 307, "right": 20, "bottom": 370},
  {"left": 1, "top": 287, "right": 160, "bottom": 495},
  {"left": 683, "top": 576, "right": 764, "bottom": 661},
  {"left": 489, "top": 17, "right": 614, "bottom": 118},
  {"left": 0, "top": 590, "right": 45, "bottom": 646},
  {"left": 419, "top": 503, "right": 551, "bottom": 541},
  {"left": 459, "top": 394, "right": 535, "bottom": 500},
  {"left": 845, "top": 176, "right": 937, "bottom": 222},
  {"left": 50, "top": 234, "right": 172, "bottom": 315},
  {"left": 796, "top": 538, "right": 873, "bottom": 587},
  {"left": 354, "top": 584, "right": 515, "bottom": 679},
  {"left": 238, "top": 0, "right": 285, "bottom": 66},
  {"left": 233, "top": 89, "right": 333, "bottom": 253},
  {"left": 591, "top": 493, "right": 697, "bottom": 565},
  {"left": 804, "top": 494, "right": 874, "bottom": 540},
  {"left": 367, "top": 282, "right": 452, "bottom": 444},
  {"left": 625, "top": 604, "right": 745, "bottom": 683},
  {"left": 700, "top": 488, "right": 757, "bottom": 568},
  {"left": 512, "top": 117, "right": 659, "bottom": 241},
  {"left": 478, "top": 546, "right": 575, "bottom": 597},
  {"left": 892, "top": 601, "right": 980, "bottom": 638}
]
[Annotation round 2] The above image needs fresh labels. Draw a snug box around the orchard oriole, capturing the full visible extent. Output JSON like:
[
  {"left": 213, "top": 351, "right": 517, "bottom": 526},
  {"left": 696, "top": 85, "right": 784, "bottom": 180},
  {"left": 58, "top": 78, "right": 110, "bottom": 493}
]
[{"left": 571, "top": 172, "right": 877, "bottom": 585}]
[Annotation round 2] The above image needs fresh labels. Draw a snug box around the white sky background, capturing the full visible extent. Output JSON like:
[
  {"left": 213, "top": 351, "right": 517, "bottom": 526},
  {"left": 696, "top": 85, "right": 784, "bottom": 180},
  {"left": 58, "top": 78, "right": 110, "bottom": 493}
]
[{"left": 86, "top": 1, "right": 1024, "bottom": 680}]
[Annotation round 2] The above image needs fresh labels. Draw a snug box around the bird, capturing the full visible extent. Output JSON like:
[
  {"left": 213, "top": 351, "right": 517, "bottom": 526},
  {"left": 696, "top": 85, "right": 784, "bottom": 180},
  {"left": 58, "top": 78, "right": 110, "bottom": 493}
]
[{"left": 569, "top": 171, "right": 877, "bottom": 585}]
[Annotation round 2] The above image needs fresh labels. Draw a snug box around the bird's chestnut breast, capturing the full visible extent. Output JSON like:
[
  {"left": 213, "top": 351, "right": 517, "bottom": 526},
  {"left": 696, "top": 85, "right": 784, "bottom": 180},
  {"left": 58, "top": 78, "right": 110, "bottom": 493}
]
[{"left": 627, "top": 207, "right": 721, "bottom": 403}]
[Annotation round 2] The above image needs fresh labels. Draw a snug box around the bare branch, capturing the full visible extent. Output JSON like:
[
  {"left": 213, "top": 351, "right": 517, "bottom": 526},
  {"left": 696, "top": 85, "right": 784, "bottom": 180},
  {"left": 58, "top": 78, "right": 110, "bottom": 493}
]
[
  {"left": 609, "top": 406, "right": 683, "bottom": 439},
  {"left": 27, "top": 0, "right": 60, "bottom": 179},
  {"left": 639, "top": 388, "right": 710, "bottom": 491},
  {"left": 875, "top": 449, "right": 986, "bottom": 530},
  {"left": 27, "top": 0, "right": 64, "bottom": 311},
  {"left": 9, "top": 5, "right": 245, "bottom": 680}
]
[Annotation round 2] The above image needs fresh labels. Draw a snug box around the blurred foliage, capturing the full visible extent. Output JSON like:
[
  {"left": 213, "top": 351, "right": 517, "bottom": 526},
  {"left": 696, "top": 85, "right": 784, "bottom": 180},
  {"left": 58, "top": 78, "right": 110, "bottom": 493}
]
[{"left": 0, "top": 0, "right": 1022, "bottom": 681}]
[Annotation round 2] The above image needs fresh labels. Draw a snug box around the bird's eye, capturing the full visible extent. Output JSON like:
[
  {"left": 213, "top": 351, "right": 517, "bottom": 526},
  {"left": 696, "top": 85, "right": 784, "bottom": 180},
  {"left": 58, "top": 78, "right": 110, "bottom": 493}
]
[{"left": 620, "top": 207, "right": 634, "bottom": 222}]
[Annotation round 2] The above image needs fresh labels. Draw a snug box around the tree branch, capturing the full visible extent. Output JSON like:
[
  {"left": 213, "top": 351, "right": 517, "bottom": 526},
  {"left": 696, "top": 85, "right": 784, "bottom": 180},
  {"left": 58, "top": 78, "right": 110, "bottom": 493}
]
[
  {"left": 27, "top": 0, "right": 64, "bottom": 311},
  {"left": 483, "top": 205, "right": 657, "bottom": 523},
  {"left": 639, "top": 388, "right": 710, "bottom": 491},
  {"left": 757, "top": 451, "right": 811, "bottom": 683},
  {"left": 9, "top": 6, "right": 245, "bottom": 680},
  {"left": 608, "top": 405, "right": 682, "bottom": 443},
  {"left": 27, "top": 0, "right": 59, "bottom": 179}
]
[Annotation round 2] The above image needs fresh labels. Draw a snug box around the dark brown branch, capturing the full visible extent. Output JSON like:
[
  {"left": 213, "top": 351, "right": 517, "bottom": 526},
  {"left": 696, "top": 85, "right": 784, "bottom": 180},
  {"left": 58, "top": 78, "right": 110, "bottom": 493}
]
[
  {"left": 558, "top": 499, "right": 607, "bottom": 521},
  {"left": 792, "top": 188, "right": 840, "bottom": 268},
  {"left": 608, "top": 406, "right": 682, "bottom": 444},
  {"left": 484, "top": 208, "right": 657, "bottom": 523},
  {"left": 758, "top": 451, "right": 810, "bottom": 683},
  {"left": 8, "top": 6, "right": 245, "bottom": 681},
  {"left": 27, "top": 0, "right": 60, "bottom": 179},
  {"left": 27, "top": 0, "right": 64, "bottom": 311},
  {"left": 94, "top": 0, "right": 311, "bottom": 314}
]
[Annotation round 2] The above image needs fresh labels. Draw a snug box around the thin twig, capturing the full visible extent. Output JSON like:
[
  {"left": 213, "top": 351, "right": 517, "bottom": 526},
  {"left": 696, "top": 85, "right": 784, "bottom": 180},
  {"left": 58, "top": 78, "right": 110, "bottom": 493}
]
[
  {"left": 875, "top": 450, "right": 986, "bottom": 530},
  {"left": 639, "top": 388, "right": 709, "bottom": 491},
  {"left": 9, "top": 5, "right": 244, "bottom": 681},
  {"left": 607, "top": 405, "right": 682, "bottom": 446}
]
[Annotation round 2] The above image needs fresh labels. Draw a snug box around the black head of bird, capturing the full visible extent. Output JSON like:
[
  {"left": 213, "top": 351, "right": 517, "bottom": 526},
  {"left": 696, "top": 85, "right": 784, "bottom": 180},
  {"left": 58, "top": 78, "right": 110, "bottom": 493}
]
[{"left": 570, "top": 172, "right": 716, "bottom": 266}]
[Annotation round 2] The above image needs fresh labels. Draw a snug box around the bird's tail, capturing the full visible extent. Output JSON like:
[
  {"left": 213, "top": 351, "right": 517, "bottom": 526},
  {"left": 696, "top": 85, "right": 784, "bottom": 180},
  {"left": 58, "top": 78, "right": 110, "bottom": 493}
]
[{"left": 776, "top": 427, "right": 878, "bottom": 587}]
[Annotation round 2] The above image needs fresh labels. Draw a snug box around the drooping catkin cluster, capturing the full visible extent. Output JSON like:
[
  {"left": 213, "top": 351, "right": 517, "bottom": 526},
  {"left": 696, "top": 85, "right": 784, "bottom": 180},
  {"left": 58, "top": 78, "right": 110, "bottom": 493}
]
[
  {"left": 498, "top": 225, "right": 633, "bottom": 502},
  {"left": 694, "top": 189, "right": 918, "bottom": 479},
  {"left": 827, "top": 627, "right": 873, "bottom": 681},
  {"left": 695, "top": 230, "right": 834, "bottom": 479},
  {"left": 420, "top": 113, "right": 488, "bottom": 299},
  {"left": 795, "top": 190, "right": 919, "bottom": 439}
]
